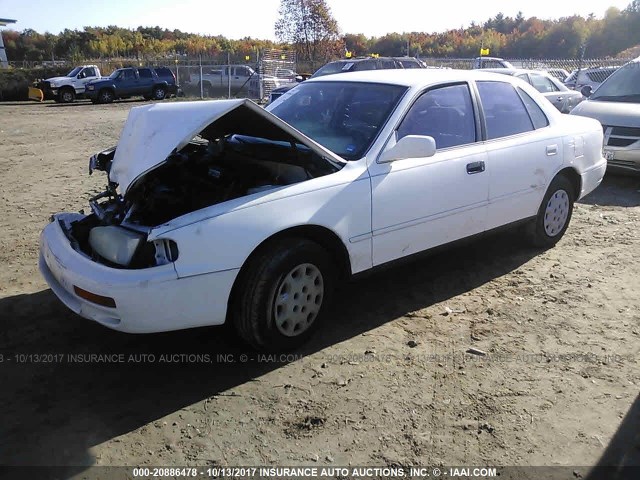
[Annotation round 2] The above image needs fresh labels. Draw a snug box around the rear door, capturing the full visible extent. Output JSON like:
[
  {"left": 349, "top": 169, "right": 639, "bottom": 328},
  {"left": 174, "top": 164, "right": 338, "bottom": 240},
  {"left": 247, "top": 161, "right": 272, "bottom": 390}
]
[
  {"left": 476, "top": 81, "right": 563, "bottom": 229},
  {"left": 137, "top": 68, "right": 155, "bottom": 94},
  {"left": 528, "top": 73, "right": 566, "bottom": 112}
]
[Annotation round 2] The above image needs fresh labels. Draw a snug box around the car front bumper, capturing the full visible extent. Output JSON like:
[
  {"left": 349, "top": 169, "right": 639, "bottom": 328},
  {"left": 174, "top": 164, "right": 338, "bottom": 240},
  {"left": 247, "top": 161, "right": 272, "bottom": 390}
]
[
  {"left": 39, "top": 213, "right": 238, "bottom": 333},
  {"left": 603, "top": 147, "right": 640, "bottom": 175}
]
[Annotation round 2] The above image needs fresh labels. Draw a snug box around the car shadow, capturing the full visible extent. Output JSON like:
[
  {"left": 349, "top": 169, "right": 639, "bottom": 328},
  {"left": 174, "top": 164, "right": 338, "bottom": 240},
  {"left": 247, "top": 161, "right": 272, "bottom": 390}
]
[
  {"left": 585, "top": 393, "right": 640, "bottom": 479},
  {"left": 0, "top": 230, "right": 538, "bottom": 475},
  {"left": 45, "top": 98, "right": 150, "bottom": 108},
  {"left": 579, "top": 173, "right": 640, "bottom": 207}
]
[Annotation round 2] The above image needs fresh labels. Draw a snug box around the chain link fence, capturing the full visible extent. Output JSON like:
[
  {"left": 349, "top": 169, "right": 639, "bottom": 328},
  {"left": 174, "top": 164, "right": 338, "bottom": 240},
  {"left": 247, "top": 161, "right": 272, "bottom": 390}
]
[{"left": 3, "top": 55, "right": 635, "bottom": 102}]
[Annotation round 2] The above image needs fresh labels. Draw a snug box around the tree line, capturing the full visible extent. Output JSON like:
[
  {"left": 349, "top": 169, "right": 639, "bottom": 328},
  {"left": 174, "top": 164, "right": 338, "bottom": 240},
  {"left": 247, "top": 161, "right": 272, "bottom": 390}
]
[{"left": 3, "top": 0, "right": 640, "bottom": 65}]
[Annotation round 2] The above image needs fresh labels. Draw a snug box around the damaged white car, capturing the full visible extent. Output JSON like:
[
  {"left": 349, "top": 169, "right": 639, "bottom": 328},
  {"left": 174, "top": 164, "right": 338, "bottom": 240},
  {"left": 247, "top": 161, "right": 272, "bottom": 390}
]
[{"left": 40, "top": 70, "right": 607, "bottom": 351}]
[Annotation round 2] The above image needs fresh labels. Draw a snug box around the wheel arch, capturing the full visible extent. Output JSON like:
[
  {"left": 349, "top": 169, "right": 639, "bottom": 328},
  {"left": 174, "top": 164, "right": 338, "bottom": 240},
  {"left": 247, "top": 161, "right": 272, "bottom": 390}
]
[
  {"left": 226, "top": 224, "right": 352, "bottom": 321},
  {"left": 555, "top": 167, "right": 581, "bottom": 199}
]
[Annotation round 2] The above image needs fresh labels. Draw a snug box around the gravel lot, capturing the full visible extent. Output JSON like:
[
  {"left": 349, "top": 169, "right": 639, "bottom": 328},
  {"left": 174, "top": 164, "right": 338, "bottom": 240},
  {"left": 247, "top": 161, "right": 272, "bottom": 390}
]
[{"left": 0, "top": 100, "right": 639, "bottom": 477}]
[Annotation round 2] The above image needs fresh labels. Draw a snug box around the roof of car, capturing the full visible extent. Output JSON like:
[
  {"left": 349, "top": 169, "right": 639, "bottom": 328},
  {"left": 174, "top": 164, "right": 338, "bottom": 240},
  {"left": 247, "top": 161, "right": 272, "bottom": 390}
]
[
  {"left": 480, "top": 68, "right": 552, "bottom": 76},
  {"left": 307, "top": 68, "right": 523, "bottom": 87}
]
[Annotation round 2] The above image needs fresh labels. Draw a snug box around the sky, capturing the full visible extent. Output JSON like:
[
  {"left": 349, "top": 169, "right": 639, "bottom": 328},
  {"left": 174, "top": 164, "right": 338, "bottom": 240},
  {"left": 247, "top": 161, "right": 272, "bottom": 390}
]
[{"left": 0, "top": 0, "right": 634, "bottom": 39}]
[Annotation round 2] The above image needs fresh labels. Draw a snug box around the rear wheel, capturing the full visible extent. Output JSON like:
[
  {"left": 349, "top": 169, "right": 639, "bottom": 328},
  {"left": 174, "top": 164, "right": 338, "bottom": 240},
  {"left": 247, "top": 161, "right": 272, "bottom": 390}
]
[
  {"left": 525, "top": 175, "right": 575, "bottom": 248},
  {"left": 152, "top": 86, "right": 166, "bottom": 100},
  {"left": 199, "top": 82, "right": 211, "bottom": 97},
  {"left": 232, "top": 238, "right": 336, "bottom": 352}
]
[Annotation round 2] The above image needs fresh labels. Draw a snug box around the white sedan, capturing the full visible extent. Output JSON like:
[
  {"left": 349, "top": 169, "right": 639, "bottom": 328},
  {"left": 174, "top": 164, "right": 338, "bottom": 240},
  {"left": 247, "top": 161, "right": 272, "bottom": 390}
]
[{"left": 40, "top": 70, "right": 606, "bottom": 351}]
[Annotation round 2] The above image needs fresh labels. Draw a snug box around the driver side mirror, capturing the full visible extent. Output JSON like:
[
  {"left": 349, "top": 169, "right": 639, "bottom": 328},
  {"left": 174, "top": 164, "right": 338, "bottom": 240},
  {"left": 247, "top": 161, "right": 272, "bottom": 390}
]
[
  {"left": 295, "top": 75, "right": 304, "bottom": 83},
  {"left": 378, "top": 135, "right": 437, "bottom": 163},
  {"left": 580, "top": 85, "right": 593, "bottom": 98}
]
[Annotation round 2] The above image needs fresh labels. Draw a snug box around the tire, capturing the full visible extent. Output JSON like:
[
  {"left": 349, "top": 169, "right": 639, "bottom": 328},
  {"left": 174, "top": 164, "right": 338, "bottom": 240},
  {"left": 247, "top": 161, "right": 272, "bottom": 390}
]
[
  {"left": 199, "top": 82, "right": 211, "bottom": 97},
  {"left": 232, "top": 238, "right": 336, "bottom": 352},
  {"left": 525, "top": 175, "right": 575, "bottom": 248},
  {"left": 152, "top": 86, "right": 166, "bottom": 100},
  {"left": 98, "top": 89, "right": 114, "bottom": 104},
  {"left": 58, "top": 88, "right": 75, "bottom": 103}
]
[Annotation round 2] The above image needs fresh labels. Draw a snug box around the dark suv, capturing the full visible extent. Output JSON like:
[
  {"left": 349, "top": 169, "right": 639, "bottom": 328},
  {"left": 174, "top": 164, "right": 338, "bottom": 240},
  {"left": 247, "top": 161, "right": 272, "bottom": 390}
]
[
  {"left": 268, "top": 56, "right": 425, "bottom": 103},
  {"left": 85, "top": 67, "right": 178, "bottom": 104}
]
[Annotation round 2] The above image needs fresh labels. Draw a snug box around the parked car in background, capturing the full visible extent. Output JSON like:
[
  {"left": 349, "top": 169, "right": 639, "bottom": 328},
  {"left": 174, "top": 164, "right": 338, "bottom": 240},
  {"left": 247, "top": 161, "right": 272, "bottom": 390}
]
[
  {"left": 564, "top": 66, "right": 619, "bottom": 91},
  {"left": 546, "top": 68, "right": 570, "bottom": 82},
  {"left": 268, "top": 56, "right": 424, "bottom": 103},
  {"left": 188, "top": 64, "right": 281, "bottom": 98},
  {"left": 39, "top": 65, "right": 102, "bottom": 103},
  {"left": 152, "top": 66, "right": 179, "bottom": 97},
  {"left": 571, "top": 57, "right": 640, "bottom": 174},
  {"left": 473, "top": 56, "right": 514, "bottom": 69},
  {"left": 40, "top": 70, "right": 605, "bottom": 351},
  {"left": 484, "top": 69, "right": 584, "bottom": 113},
  {"left": 85, "top": 67, "right": 176, "bottom": 104}
]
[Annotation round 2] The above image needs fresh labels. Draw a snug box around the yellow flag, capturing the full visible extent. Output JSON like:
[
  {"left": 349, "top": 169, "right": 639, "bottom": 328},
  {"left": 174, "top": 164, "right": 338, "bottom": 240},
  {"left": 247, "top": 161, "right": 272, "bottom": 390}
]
[
  {"left": 345, "top": 50, "right": 352, "bottom": 58},
  {"left": 480, "top": 48, "right": 490, "bottom": 56},
  {"left": 245, "top": 55, "right": 250, "bottom": 61}
]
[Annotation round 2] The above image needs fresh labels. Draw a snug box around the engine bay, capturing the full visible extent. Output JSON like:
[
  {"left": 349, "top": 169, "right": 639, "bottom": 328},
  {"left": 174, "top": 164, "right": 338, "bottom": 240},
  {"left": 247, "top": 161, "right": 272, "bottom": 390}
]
[{"left": 70, "top": 132, "right": 338, "bottom": 268}]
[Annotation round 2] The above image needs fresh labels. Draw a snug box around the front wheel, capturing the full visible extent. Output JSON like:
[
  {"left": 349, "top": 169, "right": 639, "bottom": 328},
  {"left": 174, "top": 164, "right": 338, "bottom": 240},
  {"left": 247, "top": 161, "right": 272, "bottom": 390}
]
[
  {"left": 525, "top": 175, "right": 575, "bottom": 248},
  {"left": 98, "top": 89, "right": 114, "bottom": 104},
  {"left": 232, "top": 238, "right": 336, "bottom": 352},
  {"left": 58, "top": 88, "right": 75, "bottom": 103}
]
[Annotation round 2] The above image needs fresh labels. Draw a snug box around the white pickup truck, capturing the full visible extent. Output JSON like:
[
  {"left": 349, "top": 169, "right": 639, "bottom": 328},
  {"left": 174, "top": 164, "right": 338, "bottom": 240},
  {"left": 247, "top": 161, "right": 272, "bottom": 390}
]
[{"left": 40, "top": 65, "right": 102, "bottom": 103}]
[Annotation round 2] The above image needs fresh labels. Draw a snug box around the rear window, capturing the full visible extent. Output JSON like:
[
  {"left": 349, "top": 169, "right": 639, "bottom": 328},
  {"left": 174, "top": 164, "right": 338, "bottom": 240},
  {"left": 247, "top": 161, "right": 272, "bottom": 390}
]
[
  {"left": 477, "top": 81, "right": 534, "bottom": 139},
  {"left": 138, "top": 68, "right": 153, "bottom": 79}
]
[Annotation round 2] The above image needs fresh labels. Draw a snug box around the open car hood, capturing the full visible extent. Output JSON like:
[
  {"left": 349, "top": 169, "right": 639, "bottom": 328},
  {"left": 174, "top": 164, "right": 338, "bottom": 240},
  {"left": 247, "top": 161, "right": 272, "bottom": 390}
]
[{"left": 110, "top": 99, "right": 346, "bottom": 193}]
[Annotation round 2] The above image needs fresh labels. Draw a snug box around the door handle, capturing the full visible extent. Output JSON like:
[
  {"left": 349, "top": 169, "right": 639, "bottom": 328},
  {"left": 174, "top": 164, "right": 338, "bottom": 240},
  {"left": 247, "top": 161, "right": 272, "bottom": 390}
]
[
  {"left": 557, "top": 96, "right": 564, "bottom": 101},
  {"left": 546, "top": 145, "right": 558, "bottom": 156},
  {"left": 466, "top": 161, "right": 485, "bottom": 174}
]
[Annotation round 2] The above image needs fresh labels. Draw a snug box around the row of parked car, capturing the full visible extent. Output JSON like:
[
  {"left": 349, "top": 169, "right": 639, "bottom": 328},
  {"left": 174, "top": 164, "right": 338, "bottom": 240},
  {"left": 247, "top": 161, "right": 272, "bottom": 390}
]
[{"left": 38, "top": 65, "right": 179, "bottom": 104}]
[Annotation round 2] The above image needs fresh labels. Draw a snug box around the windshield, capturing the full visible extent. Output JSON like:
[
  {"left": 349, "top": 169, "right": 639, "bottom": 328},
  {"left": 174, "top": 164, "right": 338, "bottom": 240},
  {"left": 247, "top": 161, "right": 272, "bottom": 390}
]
[
  {"left": 267, "top": 81, "right": 407, "bottom": 160},
  {"left": 108, "top": 70, "right": 122, "bottom": 79},
  {"left": 591, "top": 63, "right": 640, "bottom": 102},
  {"left": 311, "top": 62, "right": 354, "bottom": 78},
  {"left": 66, "top": 67, "right": 82, "bottom": 77}
]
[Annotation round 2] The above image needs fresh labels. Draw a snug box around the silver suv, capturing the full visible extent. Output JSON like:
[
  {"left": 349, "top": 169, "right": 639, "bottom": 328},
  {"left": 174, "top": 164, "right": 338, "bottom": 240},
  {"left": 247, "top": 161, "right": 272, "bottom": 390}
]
[{"left": 570, "top": 58, "right": 640, "bottom": 174}]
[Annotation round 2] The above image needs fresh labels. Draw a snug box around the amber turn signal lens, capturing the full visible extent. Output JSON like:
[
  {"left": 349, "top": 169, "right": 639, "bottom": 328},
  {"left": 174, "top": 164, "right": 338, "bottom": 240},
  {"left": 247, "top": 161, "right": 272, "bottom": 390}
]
[{"left": 73, "top": 286, "right": 117, "bottom": 308}]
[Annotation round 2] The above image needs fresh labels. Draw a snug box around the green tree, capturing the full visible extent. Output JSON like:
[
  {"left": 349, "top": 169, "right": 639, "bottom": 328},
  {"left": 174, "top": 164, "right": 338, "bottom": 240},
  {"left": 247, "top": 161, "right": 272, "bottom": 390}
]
[{"left": 274, "top": 0, "right": 341, "bottom": 63}]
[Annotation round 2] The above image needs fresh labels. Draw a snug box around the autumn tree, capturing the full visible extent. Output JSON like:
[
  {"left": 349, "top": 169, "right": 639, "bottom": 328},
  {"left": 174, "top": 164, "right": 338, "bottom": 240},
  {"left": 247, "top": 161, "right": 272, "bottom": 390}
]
[{"left": 274, "top": 0, "right": 341, "bottom": 64}]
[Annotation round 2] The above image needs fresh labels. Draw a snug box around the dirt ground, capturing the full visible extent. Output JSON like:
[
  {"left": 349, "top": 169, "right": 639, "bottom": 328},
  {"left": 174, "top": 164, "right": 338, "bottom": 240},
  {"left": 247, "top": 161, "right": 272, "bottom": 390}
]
[{"left": 0, "top": 100, "right": 639, "bottom": 477}]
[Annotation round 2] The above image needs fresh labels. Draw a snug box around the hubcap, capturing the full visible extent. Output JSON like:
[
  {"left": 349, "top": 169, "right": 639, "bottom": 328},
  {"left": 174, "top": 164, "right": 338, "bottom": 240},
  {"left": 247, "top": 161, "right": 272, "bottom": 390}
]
[
  {"left": 544, "top": 189, "right": 570, "bottom": 236},
  {"left": 62, "top": 92, "right": 72, "bottom": 102},
  {"left": 273, "top": 263, "right": 324, "bottom": 337},
  {"left": 155, "top": 89, "right": 164, "bottom": 99}
]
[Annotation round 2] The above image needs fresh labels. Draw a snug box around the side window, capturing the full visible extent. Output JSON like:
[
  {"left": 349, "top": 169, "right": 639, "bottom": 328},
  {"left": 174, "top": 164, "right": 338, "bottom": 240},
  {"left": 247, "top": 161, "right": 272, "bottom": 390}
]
[
  {"left": 122, "top": 69, "right": 135, "bottom": 80},
  {"left": 380, "top": 59, "right": 396, "bottom": 69},
  {"left": 517, "top": 88, "right": 549, "bottom": 129},
  {"left": 516, "top": 73, "right": 531, "bottom": 85},
  {"left": 397, "top": 83, "right": 477, "bottom": 150},
  {"left": 84, "top": 67, "right": 96, "bottom": 77},
  {"left": 477, "top": 81, "right": 534, "bottom": 139},
  {"left": 529, "top": 74, "right": 559, "bottom": 93},
  {"left": 138, "top": 68, "right": 153, "bottom": 79},
  {"left": 236, "top": 66, "right": 250, "bottom": 76}
]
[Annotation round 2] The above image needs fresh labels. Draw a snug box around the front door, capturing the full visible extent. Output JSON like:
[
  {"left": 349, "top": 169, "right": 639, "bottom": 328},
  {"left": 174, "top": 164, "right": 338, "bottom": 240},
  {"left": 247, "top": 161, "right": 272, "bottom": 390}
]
[{"left": 369, "top": 83, "right": 489, "bottom": 266}]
